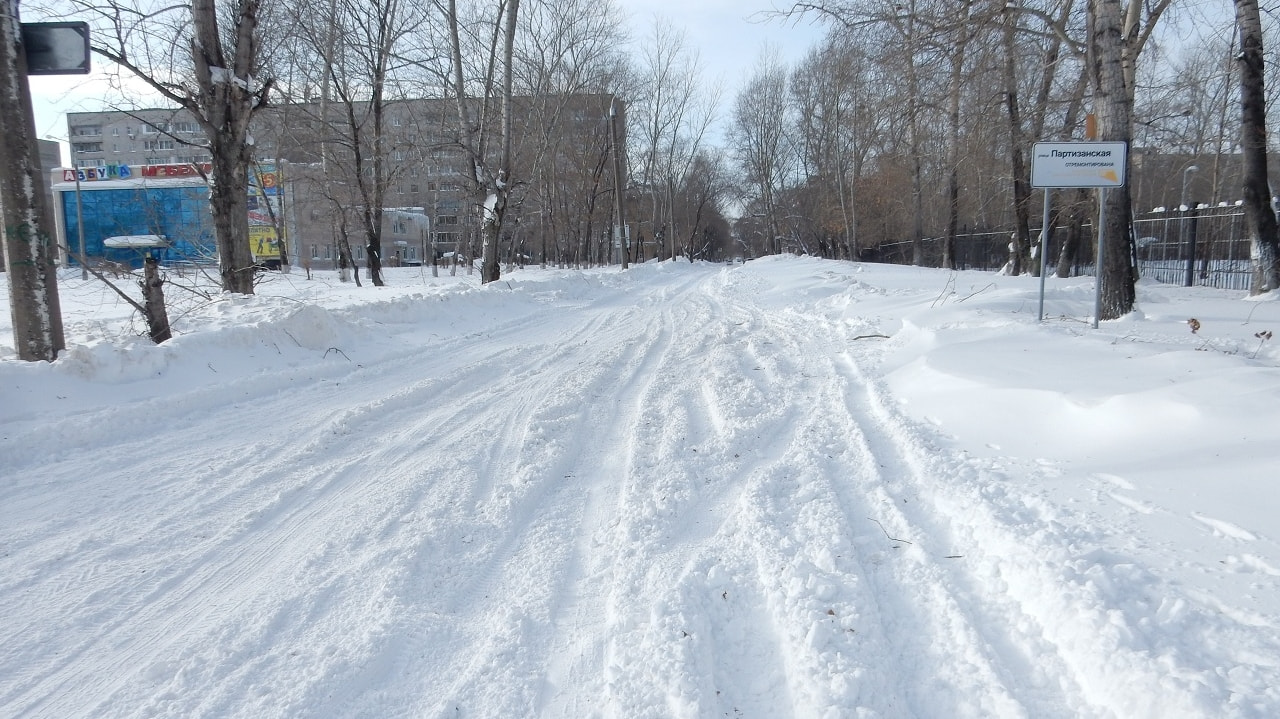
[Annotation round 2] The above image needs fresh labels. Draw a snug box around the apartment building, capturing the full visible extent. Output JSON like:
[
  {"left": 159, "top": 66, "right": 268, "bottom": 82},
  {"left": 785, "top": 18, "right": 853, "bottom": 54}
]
[
  {"left": 67, "top": 109, "right": 211, "bottom": 168},
  {"left": 63, "top": 94, "right": 622, "bottom": 269}
]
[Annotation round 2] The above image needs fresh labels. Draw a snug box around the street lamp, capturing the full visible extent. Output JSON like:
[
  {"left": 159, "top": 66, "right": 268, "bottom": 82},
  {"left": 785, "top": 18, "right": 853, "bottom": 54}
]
[{"left": 1180, "top": 165, "right": 1198, "bottom": 210}]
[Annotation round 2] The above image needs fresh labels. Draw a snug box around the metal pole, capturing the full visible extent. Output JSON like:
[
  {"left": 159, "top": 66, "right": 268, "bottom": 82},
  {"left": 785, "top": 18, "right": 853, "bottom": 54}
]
[
  {"left": 1181, "top": 165, "right": 1198, "bottom": 287},
  {"left": 1184, "top": 208, "right": 1198, "bottom": 287},
  {"left": 1093, "top": 187, "right": 1106, "bottom": 329},
  {"left": 73, "top": 168, "right": 86, "bottom": 279},
  {"left": 1038, "top": 190, "right": 1051, "bottom": 321}
]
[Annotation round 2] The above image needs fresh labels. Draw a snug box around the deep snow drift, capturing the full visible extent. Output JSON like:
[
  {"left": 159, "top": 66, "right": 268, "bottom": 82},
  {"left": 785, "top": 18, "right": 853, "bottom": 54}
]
[{"left": 2, "top": 257, "right": 1278, "bottom": 718}]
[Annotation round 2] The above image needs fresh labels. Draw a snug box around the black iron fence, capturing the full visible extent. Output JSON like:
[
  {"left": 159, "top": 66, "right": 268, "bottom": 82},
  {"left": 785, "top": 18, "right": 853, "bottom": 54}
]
[
  {"left": 1133, "top": 206, "right": 1253, "bottom": 291},
  {"left": 873, "top": 206, "right": 1256, "bottom": 291}
]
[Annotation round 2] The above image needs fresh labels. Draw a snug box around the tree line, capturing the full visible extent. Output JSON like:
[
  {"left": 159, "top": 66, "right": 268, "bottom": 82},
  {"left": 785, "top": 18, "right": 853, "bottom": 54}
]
[
  {"left": 7, "top": 0, "right": 1280, "bottom": 360},
  {"left": 730, "top": 0, "right": 1280, "bottom": 315}
]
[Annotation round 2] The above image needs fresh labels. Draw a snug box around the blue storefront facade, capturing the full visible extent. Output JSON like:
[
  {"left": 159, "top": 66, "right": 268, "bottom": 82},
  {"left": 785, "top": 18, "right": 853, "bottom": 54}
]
[{"left": 51, "top": 164, "right": 219, "bottom": 268}]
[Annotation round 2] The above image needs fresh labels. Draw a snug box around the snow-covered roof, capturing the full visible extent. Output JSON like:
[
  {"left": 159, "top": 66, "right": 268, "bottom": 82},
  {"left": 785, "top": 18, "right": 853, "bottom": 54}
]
[{"left": 102, "top": 234, "right": 168, "bottom": 248}]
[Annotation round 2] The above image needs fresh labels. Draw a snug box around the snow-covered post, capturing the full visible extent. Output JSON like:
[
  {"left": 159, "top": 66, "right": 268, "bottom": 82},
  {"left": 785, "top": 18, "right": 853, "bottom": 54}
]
[{"left": 0, "top": 0, "right": 65, "bottom": 361}]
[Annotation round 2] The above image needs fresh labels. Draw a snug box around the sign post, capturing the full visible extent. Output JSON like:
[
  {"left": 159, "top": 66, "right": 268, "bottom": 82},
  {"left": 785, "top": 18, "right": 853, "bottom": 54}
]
[{"left": 1030, "top": 141, "right": 1128, "bottom": 326}]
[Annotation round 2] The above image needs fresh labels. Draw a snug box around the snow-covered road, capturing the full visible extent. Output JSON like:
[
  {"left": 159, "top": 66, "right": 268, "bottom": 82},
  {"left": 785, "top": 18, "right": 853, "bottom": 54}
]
[{"left": 3, "top": 259, "right": 1278, "bottom": 718}]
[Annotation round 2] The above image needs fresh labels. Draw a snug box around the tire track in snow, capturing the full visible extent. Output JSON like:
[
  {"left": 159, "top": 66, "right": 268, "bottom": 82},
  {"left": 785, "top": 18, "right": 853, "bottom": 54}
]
[
  {"left": 397, "top": 271, "right": 713, "bottom": 718},
  {"left": 832, "top": 340, "right": 1278, "bottom": 719},
  {"left": 687, "top": 270, "right": 1040, "bottom": 717},
  {"left": 535, "top": 298, "right": 682, "bottom": 718},
  {"left": 2, "top": 274, "right": 698, "bottom": 719},
  {"left": 745, "top": 296, "right": 1186, "bottom": 718},
  {"left": 598, "top": 272, "right": 901, "bottom": 718}
]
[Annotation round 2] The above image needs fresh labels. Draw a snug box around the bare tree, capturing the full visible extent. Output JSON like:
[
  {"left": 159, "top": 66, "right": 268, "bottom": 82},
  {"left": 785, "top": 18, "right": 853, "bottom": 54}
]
[
  {"left": 511, "top": 0, "right": 631, "bottom": 268},
  {"left": 732, "top": 50, "right": 794, "bottom": 256},
  {"left": 791, "top": 32, "right": 887, "bottom": 261},
  {"left": 631, "top": 18, "right": 718, "bottom": 261},
  {"left": 1088, "top": 0, "right": 1172, "bottom": 318},
  {"left": 941, "top": 0, "right": 976, "bottom": 271},
  {"left": 0, "top": 2, "right": 65, "bottom": 360},
  {"left": 440, "top": 0, "right": 521, "bottom": 284},
  {"left": 79, "top": 0, "right": 274, "bottom": 295},
  {"left": 1235, "top": 0, "right": 1279, "bottom": 294}
]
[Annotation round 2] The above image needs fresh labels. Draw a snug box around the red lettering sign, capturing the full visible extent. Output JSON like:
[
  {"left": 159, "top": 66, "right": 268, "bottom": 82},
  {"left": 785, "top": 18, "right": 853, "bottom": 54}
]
[{"left": 140, "top": 163, "right": 212, "bottom": 178}]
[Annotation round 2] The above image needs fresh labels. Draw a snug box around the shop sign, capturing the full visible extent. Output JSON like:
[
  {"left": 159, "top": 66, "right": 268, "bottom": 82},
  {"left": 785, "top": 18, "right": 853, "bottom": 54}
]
[
  {"left": 63, "top": 164, "right": 132, "bottom": 182},
  {"left": 140, "top": 163, "right": 212, "bottom": 178}
]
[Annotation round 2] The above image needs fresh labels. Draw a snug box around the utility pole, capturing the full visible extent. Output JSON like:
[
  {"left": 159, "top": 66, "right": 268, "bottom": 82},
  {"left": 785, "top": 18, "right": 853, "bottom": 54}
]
[{"left": 0, "top": 1, "right": 65, "bottom": 361}]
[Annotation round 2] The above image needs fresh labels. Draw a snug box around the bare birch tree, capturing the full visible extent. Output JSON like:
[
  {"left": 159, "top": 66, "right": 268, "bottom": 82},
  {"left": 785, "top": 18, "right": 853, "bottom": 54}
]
[
  {"left": 439, "top": 0, "right": 521, "bottom": 283},
  {"left": 1235, "top": 0, "right": 1279, "bottom": 294}
]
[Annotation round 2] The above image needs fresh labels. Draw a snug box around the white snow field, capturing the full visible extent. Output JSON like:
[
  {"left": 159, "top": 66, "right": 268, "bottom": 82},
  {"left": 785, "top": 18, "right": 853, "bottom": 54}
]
[{"left": 2, "top": 256, "right": 1279, "bottom": 719}]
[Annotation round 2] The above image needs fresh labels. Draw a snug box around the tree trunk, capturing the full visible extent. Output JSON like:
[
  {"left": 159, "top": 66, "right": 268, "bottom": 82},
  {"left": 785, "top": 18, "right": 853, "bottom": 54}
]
[
  {"left": 0, "top": 1, "right": 65, "bottom": 360},
  {"left": 942, "top": 1, "right": 972, "bottom": 272},
  {"left": 208, "top": 142, "right": 257, "bottom": 294},
  {"left": 1002, "top": 5, "right": 1033, "bottom": 275},
  {"left": 192, "top": 0, "right": 264, "bottom": 295},
  {"left": 1090, "top": 0, "right": 1136, "bottom": 320},
  {"left": 905, "top": 7, "right": 925, "bottom": 267},
  {"left": 140, "top": 256, "right": 173, "bottom": 344},
  {"left": 1236, "top": 0, "right": 1280, "bottom": 294},
  {"left": 1057, "top": 189, "right": 1092, "bottom": 277}
]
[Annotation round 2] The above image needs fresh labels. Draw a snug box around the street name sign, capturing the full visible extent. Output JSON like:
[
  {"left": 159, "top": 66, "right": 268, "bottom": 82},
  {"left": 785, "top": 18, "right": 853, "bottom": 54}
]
[{"left": 1030, "top": 141, "right": 1127, "bottom": 189}]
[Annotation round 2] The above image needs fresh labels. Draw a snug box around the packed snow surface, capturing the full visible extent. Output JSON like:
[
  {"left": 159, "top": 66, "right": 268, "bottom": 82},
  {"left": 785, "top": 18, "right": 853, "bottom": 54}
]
[{"left": 2, "top": 257, "right": 1279, "bottom": 718}]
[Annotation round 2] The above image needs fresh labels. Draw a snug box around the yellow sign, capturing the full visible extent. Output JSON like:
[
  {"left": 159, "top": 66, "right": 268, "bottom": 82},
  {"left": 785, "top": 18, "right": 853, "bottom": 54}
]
[{"left": 250, "top": 225, "right": 280, "bottom": 259}]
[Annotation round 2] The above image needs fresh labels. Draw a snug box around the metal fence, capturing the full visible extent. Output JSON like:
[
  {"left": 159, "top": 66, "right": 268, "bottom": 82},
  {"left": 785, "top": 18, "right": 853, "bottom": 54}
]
[
  {"left": 1133, "top": 207, "right": 1253, "bottom": 291},
  {"left": 873, "top": 206, "right": 1256, "bottom": 291}
]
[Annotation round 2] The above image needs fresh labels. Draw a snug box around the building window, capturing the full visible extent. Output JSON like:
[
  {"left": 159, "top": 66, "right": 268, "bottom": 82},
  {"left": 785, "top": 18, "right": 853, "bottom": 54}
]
[
  {"left": 72, "top": 125, "right": 101, "bottom": 137},
  {"left": 72, "top": 142, "right": 102, "bottom": 153},
  {"left": 392, "top": 217, "right": 407, "bottom": 234},
  {"left": 144, "top": 139, "right": 175, "bottom": 151},
  {"left": 438, "top": 215, "right": 459, "bottom": 226},
  {"left": 310, "top": 244, "right": 320, "bottom": 259},
  {"left": 172, "top": 122, "right": 198, "bottom": 134}
]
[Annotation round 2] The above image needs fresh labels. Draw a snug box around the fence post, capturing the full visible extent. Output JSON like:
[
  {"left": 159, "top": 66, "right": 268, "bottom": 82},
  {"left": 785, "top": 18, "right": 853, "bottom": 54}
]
[{"left": 1183, "top": 204, "right": 1198, "bottom": 287}]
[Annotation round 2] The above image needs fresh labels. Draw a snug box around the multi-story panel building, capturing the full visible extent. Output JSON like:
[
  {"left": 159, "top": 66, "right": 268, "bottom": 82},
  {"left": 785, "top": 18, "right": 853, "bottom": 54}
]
[
  {"left": 66, "top": 109, "right": 212, "bottom": 169},
  {"left": 63, "top": 94, "right": 624, "bottom": 269}
]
